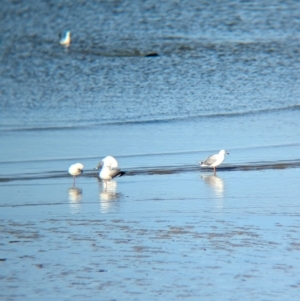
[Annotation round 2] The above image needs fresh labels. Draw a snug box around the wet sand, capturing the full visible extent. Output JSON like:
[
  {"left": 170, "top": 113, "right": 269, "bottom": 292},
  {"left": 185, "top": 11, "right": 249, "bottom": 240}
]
[{"left": 1, "top": 167, "right": 300, "bottom": 300}]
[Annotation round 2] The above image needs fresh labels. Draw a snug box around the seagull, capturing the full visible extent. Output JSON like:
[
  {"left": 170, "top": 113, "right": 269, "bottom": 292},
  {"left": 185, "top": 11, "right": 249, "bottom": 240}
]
[
  {"left": 68, "top": 163, "right": 84, "bottom": 186},
  {"left": 95, "top": 156, "right": 125, "bottom": 187},
  {"left": 60, "top": 31, "right": 71, "bottom": 47},
  {"left": 198, "top": 150, "right": 229, "bottom": 175}
]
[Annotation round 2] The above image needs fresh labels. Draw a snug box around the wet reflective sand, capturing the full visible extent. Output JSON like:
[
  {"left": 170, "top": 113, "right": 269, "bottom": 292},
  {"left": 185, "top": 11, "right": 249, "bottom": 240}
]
[{"left": 1, "top": 168, "right": 299, "bottom": 300}]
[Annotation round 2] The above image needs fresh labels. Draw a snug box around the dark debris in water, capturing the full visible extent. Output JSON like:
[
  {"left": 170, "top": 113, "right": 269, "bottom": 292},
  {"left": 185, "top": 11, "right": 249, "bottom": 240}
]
[
  {"left": 34, "top": 264, "right": 44, "bottom": 269},
  {"left": 144, "top": 52, "right": 159, "bottom": 57}
]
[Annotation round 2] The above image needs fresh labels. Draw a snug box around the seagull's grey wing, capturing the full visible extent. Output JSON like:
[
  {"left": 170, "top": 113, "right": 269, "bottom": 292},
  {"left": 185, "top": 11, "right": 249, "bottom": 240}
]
[
  {"left": 202, "top": 154, "right": 218, "bottom": 166},
  {"left": 109, "top": 167, "right": 122, "bottom": 179}
]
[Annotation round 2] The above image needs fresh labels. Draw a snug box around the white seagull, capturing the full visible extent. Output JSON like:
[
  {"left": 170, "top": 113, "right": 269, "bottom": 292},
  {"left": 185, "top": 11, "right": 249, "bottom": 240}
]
[
  {"left": 95, "top": 156, "right": 125, "bottom": 187},
  {"left": 68, "top": 163, "right": 84, "bottom": 186},
  {"left": 198, "top": 150, "right": 229, "bottom": 175},
  {"left": 60, "top": 31, "right": 71, "bottom": 47}
]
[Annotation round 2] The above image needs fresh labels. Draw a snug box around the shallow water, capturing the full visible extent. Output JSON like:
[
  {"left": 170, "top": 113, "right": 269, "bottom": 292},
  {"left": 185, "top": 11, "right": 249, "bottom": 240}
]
[{"left": 1, "top": 0, "right": 300, "bottom": 300}]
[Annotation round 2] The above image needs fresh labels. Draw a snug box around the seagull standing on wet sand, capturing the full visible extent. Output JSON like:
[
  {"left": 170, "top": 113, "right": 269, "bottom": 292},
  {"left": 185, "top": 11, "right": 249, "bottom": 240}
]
[
  {"left": 198, "top": 149, "right": 229, "bottom": 175},
  {"left": 68, "top": 163, "right": 84, "bottom": 186},
  {"left": 60, "top": 31, "right": 71, "bottom": 47},
  {"left": 95, "top": 156, "right": 125, "bottom": 188}
]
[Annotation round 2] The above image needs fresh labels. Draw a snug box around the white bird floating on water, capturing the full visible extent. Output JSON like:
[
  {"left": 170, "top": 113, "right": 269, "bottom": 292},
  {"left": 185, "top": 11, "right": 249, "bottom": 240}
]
[
  {"left": 198, "top": 149, "right": 229, "bottom": 175},
  {"left": 68, "top": 163, "right": 84, "bottom": 186},
  {"left": 95, "top": 156, "right": 125, "bottom": 187},
  {"left": 60, "top": 31, "right": 71, "bottom": 47}
]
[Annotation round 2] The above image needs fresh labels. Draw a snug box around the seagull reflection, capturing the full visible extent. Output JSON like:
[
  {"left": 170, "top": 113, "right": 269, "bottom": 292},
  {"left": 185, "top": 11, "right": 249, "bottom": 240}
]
[
  {"left": 99, "top": 180, "right": 120, "bottom": 213},
  {"left": 68, "top": 187, "right": 82, "bottom": 214},
  {"left": 201, "top": 174, "right": 224, "bottom": 198}
]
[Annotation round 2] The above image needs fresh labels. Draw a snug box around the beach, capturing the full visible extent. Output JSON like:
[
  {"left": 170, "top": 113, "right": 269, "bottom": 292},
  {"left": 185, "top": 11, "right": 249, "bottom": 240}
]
[
  {"left": 1, "top": 0, "right": 300, "bottom": 300},
  {"left": 1, "top": 166, "right": 300, "bottom": 300}
]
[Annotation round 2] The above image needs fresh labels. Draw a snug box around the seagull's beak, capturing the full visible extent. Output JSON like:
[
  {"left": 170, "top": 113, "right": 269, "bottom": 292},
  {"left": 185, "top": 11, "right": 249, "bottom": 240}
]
[
  {"left": 94, "top": 163, "right": 102, "bottom": 170},
  {"left": 94, "top": 161, "right": 104, "bottom": 170},
  {"left": 227, "top": 152, "right": 230, "bottom": 155}
]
